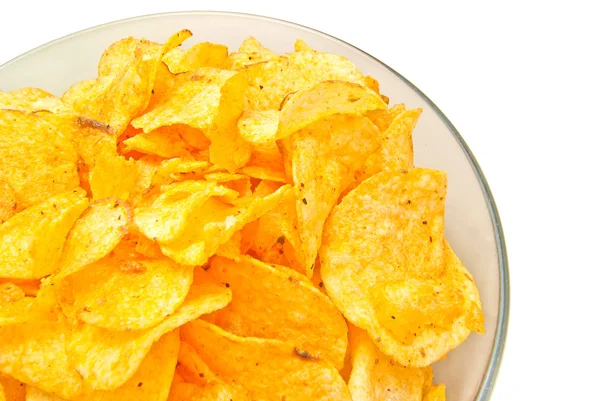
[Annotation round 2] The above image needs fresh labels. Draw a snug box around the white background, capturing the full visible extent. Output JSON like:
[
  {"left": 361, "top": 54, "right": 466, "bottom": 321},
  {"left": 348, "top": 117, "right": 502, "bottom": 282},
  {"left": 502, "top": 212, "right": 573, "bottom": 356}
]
[{"left": 1, "top": 1, "right": 598, "bottom": 400}]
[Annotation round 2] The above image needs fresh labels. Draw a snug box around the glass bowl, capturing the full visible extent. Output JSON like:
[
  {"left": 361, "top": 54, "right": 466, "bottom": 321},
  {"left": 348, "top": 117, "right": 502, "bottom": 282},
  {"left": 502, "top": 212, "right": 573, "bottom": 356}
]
[{"left": 0, "top": 11, "right": 509, "bottom": 401}]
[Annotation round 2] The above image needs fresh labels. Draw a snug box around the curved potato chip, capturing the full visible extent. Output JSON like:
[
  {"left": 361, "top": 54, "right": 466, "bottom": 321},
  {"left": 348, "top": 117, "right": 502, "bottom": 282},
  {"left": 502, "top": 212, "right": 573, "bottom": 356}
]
[
  {"left": 67, "top": 282, "right": 231, "bottom": 390},
  {"left": 294, "top": 39, "right": 315, "bottom": 53},
  {"left": 0, "top": 89, "right": 69, "bottom": 114},
  {"left": 182, "top": 320, "right": 352, "bottom": 401},
  {"left": 159, "top": 184, "right": 290, "bottom": 266},
  {"left": 0, "top": 110, "right": 79, "bottom": 207},
  {"left": 53, "top": 199, "right": 131, "bottom": 280},
  {"left": 0, "top": 189, "right": 88, "bottom": 279},
  {"left": 68, "top": 30, "right": 192, "bottom": 135},
  {"left": 0, "top": 374, "right": 25, "bottom": 401},
  {"left": 61, "top": 255, "right": 194, "bottom": 331},
  {"left": 123, "top": 126, "right": 190, "bottom": 158},
  {"left": 26, "top": 329, "right": 179, "bottom": 401},
  {"left": 321, "top": 169, "right": 483, "bottom": 366},
  {"left": 237, "top": 109, "right": 279, "bottom": 145},
  {"left": 245, "top": 50, "right": 366, "bottom": 110},
  {"left": 89, "top": 152, "right": 139, "bottom": 201},
  {"left": 287, "top": 114, "right": 381, "bottom": 276},
  {"left": 364, "top": 75, "right": 380, "bottom": 94},
  {"left": 98, "top": 37, "right": 161, "bottom": 78},
  {"left": 365, "top": 103, "right": 406, "bottom": 132},
  {"left": 423, "top": 384, "right": 447, "bottom": 401},
  {"left": 0, "top": 283, "right": 56, "bottom": 326},
  {"left": 0, "top": 180, "right": 17, "bottom": 223},
  {"left": 164, "top": 42, "right": 229, "bottom": 73},
  {"left": 227, "top": 37, "right": 278, "bottom": 70},
  {"left": 277, "top": 80, "right": 386, "bottom": 139},
  {"left": 132, "top": 68, "right": 251, "bottom": 171},
  {"left": 358, "top": 108, "right": 422, "bottom": 182},
  {"left": 347, "top": 326, "right": 444, "bottom": 401},
  {"left": 0, "top": 320, "right": 84, "bottom": 399},
  {"left": 203, "top": 255, "right": 348, "bottom": 369}
]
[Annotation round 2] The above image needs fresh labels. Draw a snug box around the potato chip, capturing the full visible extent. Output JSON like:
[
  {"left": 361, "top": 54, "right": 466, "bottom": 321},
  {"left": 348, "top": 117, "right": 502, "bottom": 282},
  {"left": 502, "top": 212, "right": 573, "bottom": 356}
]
[
  {"left": 123, "top": 125, "right": 190, "bottom": 158},
  {"left": 67, "top": 31, "right": 191, "bottom": 135},
  {"left": 0, "top": 189, "right": 88, "bottom": 279},
  {"left": 67, "top": 282, "right": 231, "bottom": 390},
  {"left": 287, "top": 114, "right": 381, "bottom": 276},
  {"left": 277, "top": 80, "right": 386, "bottom": 139},
  {"left": 364, "top": 75, "right": 380, "bottom": 94},
  {"left": 153, "top": 184, "right": 290, "bottom": 266},
  {"left": 241, "top": 142, "right": 288, "bottom": 183},
  {"left": 0, "top": 374, "right": 25, "bottom": 401},
  {"left": 53, "top": 199, "right": 130, "bottom": 280},
  {"left": 202, "top": 254, "right": 348, "bottom": 369},
  {"left": 0, "top": 88, "right": 69, "bottom": 114},
  {"left": 174, "top": 125, "right": 211, "bottom": 151},
  {"left": 0, "top": 110, "right": 80, "bottom": 207},
  {"left": 89, "top": 151, "right": 139, "bottom": 201},
  {"left": 25, "top": 329, "right": 179, "bottom": 401},
  {"left": 164, "top": 42, "right": 229, "bottom": 73},
  {"left": 227, "top": 37, "right": 278, "bottom": 70},
  {"left": 0, "top": 320, "right": 84, "bottom": 399},
  {"left": 182, "top": 320, "right": 352, "bottom": 401},
  {"left": 294, "top": 39, "right": 315, "bottom": 53},
  {"left": 347, "top": 326, "right": 444, "bottom": 401},
  {"left": 365, "top": 103, "right": 406, "bottom": 133},
  {"left": 0, "top": 282, "right": 56, "bottom": 326},
  {"left": 237, "top": 109, "right": 279, "bottom": 145},
  {"left": 423, "top": 384, "right": 447, "bottom": 401},
  {"left": 244, "top": 50, "right": 366, "bottom": 110},
  {"left": 61, "top": 253, "right": 194, "bottom": 331},
  {"left": 0, "top": 180, "right": 17, "bottom": 223},
  {"left": 132, "top": 68, "right": 251, "bottom": 171},
  {"left": 321, "top": 169, "right": 483, "bottom": 366},
  {"left": 97, "top": 37, "right": 161, "bottom": 78},
  {"left": 0, "top": 279, "right": 39, "bottom": 298},
  {"left": 358, "top": 108, "right": 422, "bottom": 181}
]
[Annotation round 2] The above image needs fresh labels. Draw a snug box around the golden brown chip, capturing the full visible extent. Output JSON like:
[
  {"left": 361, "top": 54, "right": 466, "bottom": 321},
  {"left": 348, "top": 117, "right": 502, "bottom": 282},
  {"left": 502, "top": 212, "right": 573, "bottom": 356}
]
[
  {"left": 202, "top": 254, "right": 348, "bottom": 369},
  {"left": 182, "top": 320, "right": 352, "bottom": 401},
  {"left": 0, "top": 110, "right": 80, "bottom": 207},
  {"left": 285, "top": 114, "right": 381, "bottom": 276},
  {"left": 366, "top": 103, "right": 407, "bottom": 132},
  {"left": 164, "top": 42, "right": 228, "bottom": 73},
  {"left": 0, "top": 190, "right": 88, "bottom": 279},
  {"left": 66, "top": 282, "right": 231, "bottom": 390},
  {"left": 347, "top": 325, "right": 444, "bottom": 401},
  {"left": 122, "top": 125, "right": 190, "bottom": 158},
  {"left": 0, "top": 88, "right": 69, "bottom": 114}
]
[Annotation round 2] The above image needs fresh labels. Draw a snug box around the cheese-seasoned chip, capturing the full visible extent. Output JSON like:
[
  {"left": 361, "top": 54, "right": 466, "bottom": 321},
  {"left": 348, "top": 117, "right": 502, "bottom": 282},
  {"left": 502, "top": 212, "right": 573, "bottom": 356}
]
[
  {"left": 53, "top": 199, "right": 130, "bottom": 280},
  {"left": 0, "top": 190, "right": 88, "bottom": 279},
  {"left": 348, "top": 326, "right": 445, "bottom": 401},
  {"left": 277, "top": 80, "right": 386, "bottom": 139},
  {"left": 285, "top": 114, "right": 380, "bottom": 276},
  {"left": 203, "top": 255, "right": 348, "bottom": 369},
  {"left": 25, "top": 329, "right": 179, "bottom": 401},
  {"left": 0, "top": 110, "right": 79, "bottom": 207},
  {"left": 67, "top": 282, "right": 231, "bottom": 390},
  {"left": 164, "top": 42, "right": 228, "bottom": 73},
  {"left": 132, "top": 68, "right": 251, "bottom": 171},
  {"left": 245, "top": 50, "right": 366, "bottom": 110},
  {"left": 182, "top": 320, "right": 352, "bottom": 401},
  {"left": 60, "top": 254, "right": 193, "bottom": 331}
]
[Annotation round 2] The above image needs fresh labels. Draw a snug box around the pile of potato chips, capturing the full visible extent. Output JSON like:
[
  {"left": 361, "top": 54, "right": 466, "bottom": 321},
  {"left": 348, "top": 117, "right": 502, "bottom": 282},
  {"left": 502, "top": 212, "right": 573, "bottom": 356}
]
[{"left": 0, "top": 30, "right": 484, "bottom": 401}]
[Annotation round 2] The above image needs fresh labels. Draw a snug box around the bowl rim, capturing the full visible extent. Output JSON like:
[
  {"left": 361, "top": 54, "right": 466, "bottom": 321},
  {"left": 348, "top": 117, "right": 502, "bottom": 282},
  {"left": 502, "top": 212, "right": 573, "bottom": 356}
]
[{"left": 0, "top": 10, "right": 510, "bottom": 401}]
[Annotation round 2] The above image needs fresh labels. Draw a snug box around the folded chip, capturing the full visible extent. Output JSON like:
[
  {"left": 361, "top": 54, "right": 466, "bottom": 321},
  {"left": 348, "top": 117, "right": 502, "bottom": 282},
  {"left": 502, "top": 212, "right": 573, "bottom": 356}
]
[{"left": 182, "top": 320, "right": 352, "bottom": 401}]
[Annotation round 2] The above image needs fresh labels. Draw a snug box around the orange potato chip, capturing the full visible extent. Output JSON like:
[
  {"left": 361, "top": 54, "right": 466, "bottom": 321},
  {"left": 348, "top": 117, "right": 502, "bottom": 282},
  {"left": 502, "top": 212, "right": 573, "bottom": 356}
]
[
  {"left": 0, "top": 320, "right": 84, "bottom": 399},
  {"left": 358, "top": 108, "right": 422, "bottom": 181},
  {"left": 0, "top": 88, "right": 70, "bottom": 114},
  {"left": 321, "top": 169, "right": 483, "bottom": 366},
  {"left": 132, "top": 68, "right": 251, "bottom": 171},
  {"left": 67, "top": 282, "right": 231, "bottom": 390},
  {"left": 151, "top": 184, "right": 290, "bottom": 266},
  {"left": 0, "top": 180, "right": 17, "bottom": 223},
  {"left": 277, "top": 80, "right": 386, "bottom": 139},
  {"left": 0, "top": 110, "right": 80, "bottom": 208},
  {"left": 89, "top": 151, "right": 139, "bottom": 201},
  {"left": 365, "top": 103, "right": 406, "bottom": 132},
  {"left": 182, "top": 320, "right": 352, "bottom": 401},
  {"left": 25, "top": 329, "right": 179, "bottom": 401},
  {"left": 60, "top": 254, "right": 194, "bottom": 331},
  {"left": 364, "top": 75, "right": 380, "bottom": 94},
  {"left": 0, "top": 374, "right": 25, "bottom": 401},
  {"left": 0, "top": 189, "right": 88, "bottom": 279},
  {"left": 423, "top": 383, "right": 447, "bottom": 401},
  {"left": 202, "top": 254, "right": 348, "bottom": 369},
  {"left": 123, "top": 125, "right": 190, "bottom": 158},
  {"left": 164, "top": 42, "right": 229, "bottom": 73},
  {"left": 244, "top": 49, "right": 366, "bottom": 110},
  {"left": 67, "top": 30, "right": 191, "bottom": 135},
  {"left": 286, "top": 114, "right": 381, "bottom": 276},
  {"left": 347, "top": 325, "right": 444, "bottom": 401},
  {"left": 53, "top": 199, "right": 131, "bottom": 280}
]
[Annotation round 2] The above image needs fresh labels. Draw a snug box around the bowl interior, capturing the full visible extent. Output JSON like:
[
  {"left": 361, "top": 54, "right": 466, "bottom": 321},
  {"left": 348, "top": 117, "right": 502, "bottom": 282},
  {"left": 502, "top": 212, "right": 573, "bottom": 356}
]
[{"left": 0, "top": 12, "right": 507, "bottom": 401}]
